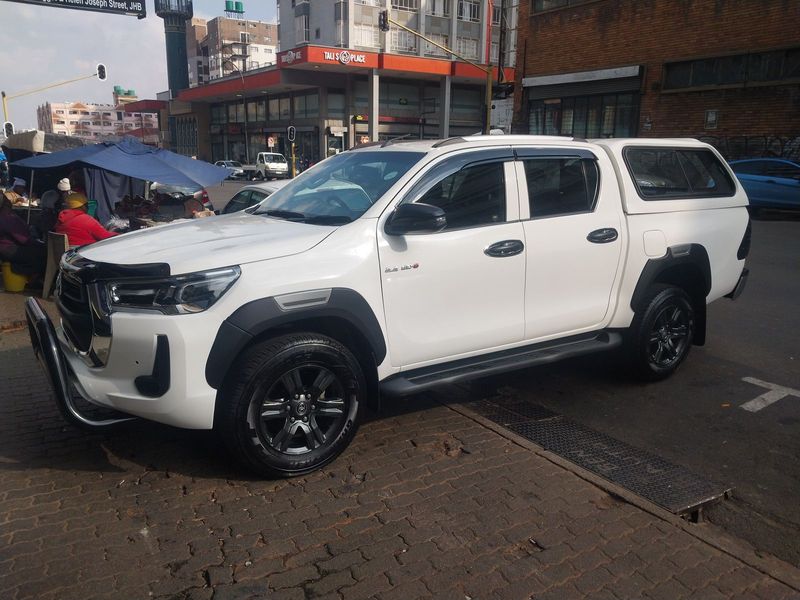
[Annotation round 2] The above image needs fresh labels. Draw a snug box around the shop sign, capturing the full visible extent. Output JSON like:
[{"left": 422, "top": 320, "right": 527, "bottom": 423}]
[
  {"left": 281, "top": 50, "right": 303, "bottom": 65},
  {"left": 323, "top": 50, "right": 367, "bottom": 66},
  {"left": 227, "top": 124, "right": 242, "bottom": 135},
  {"left": 5, "top": 0, "right": 146, "bottom": 18}
]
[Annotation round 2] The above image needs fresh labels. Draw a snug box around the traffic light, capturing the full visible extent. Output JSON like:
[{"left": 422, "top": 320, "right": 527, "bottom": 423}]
[
  {"left": 3, "top": 121, "right": 13, "bottom": 138},
  {"left": 96, "top": 63, "right": 107, "bottom": 81},
  {"left": 378, "top": 10, "right": 389, "bottom": 32}
]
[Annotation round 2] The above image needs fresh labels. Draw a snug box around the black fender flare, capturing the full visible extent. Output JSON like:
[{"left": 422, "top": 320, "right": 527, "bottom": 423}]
[
  {"left": 205, "top": 288, "right": 387, "bottom": 390},
  {"left": 630, "top": 244, "right": 711, "bottom": 345}
]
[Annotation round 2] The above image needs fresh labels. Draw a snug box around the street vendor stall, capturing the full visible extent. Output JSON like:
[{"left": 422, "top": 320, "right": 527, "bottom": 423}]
[{"left": 11, "top": 137, "right": 229, "bottom": 230}]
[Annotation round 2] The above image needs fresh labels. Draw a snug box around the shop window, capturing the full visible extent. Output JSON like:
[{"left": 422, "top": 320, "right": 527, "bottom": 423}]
[
  {"left": 528, "top": 93, "right": 638, "bottom": 139},
  {"left": 211, "top": 104, "right": 227, "bottom": 124},
  {"left": 268, "top": 98, "right": 280, "bottom": 121},
  {"left": 328, "top": 91, "right": 345, "bottom": 118},
  {"left": 664, "top": 47, "right": 800, "bottom": 90},
  {"left": 280, "top": 97, "right": 291, "bottom": 119}
]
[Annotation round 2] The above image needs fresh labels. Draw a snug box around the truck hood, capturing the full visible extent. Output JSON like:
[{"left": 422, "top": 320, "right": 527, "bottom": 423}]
[{"left": 79, "top": 213, "right": 336, "bottom": 275}]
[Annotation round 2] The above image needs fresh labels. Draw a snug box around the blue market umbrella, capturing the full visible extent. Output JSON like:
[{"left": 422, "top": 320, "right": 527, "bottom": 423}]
[{"left": 12, "top": 136, "right": 229, "bottom": 188}]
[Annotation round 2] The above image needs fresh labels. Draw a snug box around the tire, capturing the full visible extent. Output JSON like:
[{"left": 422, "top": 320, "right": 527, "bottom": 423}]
[
  {"left": 217, "top": 333, "right": 365, "bottom": 477},
  {"left": 627, "top": 284, "right": 695, "bottom": 381}
]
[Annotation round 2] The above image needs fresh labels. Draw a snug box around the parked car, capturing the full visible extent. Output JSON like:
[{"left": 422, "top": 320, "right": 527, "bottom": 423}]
[
  {"left": 729, "top": 158, "right": 800, "bottom": 212},
  {"left": 26, "top": 136, "right": 750, "bottom": 477},
  {"left": 220, "top": 180, "right": 290, "bottom": 215},
  {"left": 149, "top": 182, "right": 214, "bottom": 212},
  {"left": 255, "top": 152, "right": 289, "bottom": 180},
  {"left": 214, "top": 160, "right": 246, "bottom": 180}
]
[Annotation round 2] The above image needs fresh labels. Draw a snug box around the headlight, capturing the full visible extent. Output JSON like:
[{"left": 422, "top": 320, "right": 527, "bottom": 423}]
[{"left": 107, "top": 266, "right": 240, "bottom": 315}]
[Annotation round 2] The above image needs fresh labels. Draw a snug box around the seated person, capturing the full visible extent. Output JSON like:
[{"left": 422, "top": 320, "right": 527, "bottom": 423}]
[
  {"left": 55, "top": 192, "right": 118, "bottom": 247},
  {"left": 0, "top": 197, "right": 46, "bottom": 274},
  {"left": 36, "top": 190, "right": 62, "bottom": 238},
  {"left": 2, "top": 178, "right": 28, "bottom": 206}
]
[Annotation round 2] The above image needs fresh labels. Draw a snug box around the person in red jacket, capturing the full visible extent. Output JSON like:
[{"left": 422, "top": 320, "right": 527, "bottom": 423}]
[{"left": 55, "top": 192, "right": 118, "bottom": 247}]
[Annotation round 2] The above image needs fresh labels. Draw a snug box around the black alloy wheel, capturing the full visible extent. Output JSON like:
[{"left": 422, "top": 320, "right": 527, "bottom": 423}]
[
  {"left": 628, "top": 284, "right": 695, "bottom": 381},
  {"left": 218, "top": 333, "right": 365, "bottom": 477},
  {"left": 646, "top": 303, "right": 691, "bottom": 370}
]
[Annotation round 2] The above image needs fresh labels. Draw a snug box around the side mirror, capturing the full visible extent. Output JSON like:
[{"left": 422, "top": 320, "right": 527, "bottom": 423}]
[{"left": 385, "top": 203, "right": 446, "bottom": 235}]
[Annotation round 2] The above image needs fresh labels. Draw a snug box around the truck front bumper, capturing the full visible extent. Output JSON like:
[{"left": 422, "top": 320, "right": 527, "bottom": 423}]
[{"left": 25, "top": 298, "right": 218, "bottom": 430}]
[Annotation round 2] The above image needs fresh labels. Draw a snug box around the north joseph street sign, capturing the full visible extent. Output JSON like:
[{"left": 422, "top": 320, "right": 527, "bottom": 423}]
[{"left": 3, "top": 0, "right": 146, "bottom": 18}]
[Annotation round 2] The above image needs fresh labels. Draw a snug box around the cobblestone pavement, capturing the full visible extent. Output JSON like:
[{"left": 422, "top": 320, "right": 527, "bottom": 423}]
[{"left": 1, "top": 316, "right": 799, "bottom": 599}]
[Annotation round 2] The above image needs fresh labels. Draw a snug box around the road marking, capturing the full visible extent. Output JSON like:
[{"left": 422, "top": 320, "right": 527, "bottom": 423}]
[{"left": 740, "top": 377, "right": 800, "bottom": 412}]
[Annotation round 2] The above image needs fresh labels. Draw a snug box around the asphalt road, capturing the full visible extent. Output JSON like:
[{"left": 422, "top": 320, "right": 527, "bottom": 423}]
[{"left": 458, "top": 212, "right": 800, "bottom": 566}]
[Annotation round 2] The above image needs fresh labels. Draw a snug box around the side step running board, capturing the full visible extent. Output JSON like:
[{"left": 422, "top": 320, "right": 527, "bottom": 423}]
[{"left": 380, "top": 331, "right": 623, "bottom": 397}]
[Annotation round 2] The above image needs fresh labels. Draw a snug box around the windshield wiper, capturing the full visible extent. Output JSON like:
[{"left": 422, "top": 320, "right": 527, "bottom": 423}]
[{"left": 260, "top": 209, "right": 306, "bottom": 220}]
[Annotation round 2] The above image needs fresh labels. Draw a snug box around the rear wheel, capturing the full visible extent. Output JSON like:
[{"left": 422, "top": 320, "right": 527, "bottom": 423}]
[
  {"left": 217, "top": 333, "right": 365, "bottom": 477},
  {"left": 627, "top": 285, "right": 695, "bottom": 381}
]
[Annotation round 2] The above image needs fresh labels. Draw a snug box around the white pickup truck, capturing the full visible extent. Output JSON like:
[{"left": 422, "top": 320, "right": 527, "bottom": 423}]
[{"left": 26, "top": 135, "right": 750, "bottom": 477}]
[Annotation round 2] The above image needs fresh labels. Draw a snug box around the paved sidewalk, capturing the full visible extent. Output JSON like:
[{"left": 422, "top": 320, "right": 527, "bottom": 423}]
[{"left": 1, "top": 293, "right": 799, "bottom": 599}]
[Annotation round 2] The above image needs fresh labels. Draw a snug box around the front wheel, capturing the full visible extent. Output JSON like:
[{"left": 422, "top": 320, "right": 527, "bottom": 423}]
[
  {"left": 627, "top": 285, "right": 695, "bottom": 381},
  {"left": 217, "top": 333, "right": 365, "bottom": 477}
]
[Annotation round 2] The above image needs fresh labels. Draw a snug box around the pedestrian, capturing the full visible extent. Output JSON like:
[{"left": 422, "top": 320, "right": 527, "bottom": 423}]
[
  {"left": 0, "top": 196, "right": 46, "bottom": 274},
  {"left": 54, "top": 192, "right": 118, "bottom": 246}
]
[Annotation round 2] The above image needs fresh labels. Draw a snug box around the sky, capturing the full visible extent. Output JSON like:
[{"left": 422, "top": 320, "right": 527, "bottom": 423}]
[{"left": 0, "top": 0, "right": 277, "bottom": 130}]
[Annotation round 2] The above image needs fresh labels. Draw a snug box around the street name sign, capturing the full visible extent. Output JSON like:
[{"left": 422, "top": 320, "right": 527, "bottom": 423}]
[{"left": 4, "top": 0, "right": 146, "bottom": 19}]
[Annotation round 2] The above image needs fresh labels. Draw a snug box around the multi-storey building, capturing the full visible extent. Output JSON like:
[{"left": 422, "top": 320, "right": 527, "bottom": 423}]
[
  {"left": 173, "top": 0, "right": 518, "bottom": 163},
  {"left": 186, "top": 16, "right": 278, "bottom": 87},
  {"left": 36, "top": 93, "right": 160, "bottom": 142},
  {"left": 513, "top": 0, "right": 800, "bottom": 161}
]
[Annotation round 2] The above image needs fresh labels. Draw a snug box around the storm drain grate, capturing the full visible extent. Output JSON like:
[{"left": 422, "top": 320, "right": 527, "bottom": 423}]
[{"left": 468, "top": 397, "right": 731, "bottom": 516}]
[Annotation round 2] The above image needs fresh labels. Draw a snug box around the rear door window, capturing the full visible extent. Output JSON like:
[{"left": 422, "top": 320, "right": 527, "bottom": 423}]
[
  {"left": 523, "top": 158, "right": 599, "bottom": 218},
  {"left": 625, "top": 147, "right": 735, "bottom": 198}
]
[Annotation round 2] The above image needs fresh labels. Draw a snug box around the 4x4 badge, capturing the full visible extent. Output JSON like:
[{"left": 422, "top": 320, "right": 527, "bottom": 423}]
[{"left": 384, "top": 263, "right": 419, "bottom": 274}]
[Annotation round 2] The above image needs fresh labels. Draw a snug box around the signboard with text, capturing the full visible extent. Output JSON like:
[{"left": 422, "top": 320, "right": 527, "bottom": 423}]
[{"left": 5, "top": 0, "right": 146, "bottom": 18}]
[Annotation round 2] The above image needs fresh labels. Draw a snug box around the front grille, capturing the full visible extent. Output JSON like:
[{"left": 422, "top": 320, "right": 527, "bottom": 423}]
[{"left": 56, "top": 272, "right": 93, "bottom": 352}]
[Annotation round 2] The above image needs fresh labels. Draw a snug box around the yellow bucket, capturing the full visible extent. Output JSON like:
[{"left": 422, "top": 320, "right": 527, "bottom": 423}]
[{"left": 2, "top": 262, "right": 29, "bottom": 293}]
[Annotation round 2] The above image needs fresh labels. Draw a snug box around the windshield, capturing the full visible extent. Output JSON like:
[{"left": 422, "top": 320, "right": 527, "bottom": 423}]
[
  {"left": 264, "top": 154, "right": 287, "bottom": 163},
  {"left": 227, "top": 161, "right": 242, "bottom": 167},
  {"left": 254, "top": 151, "right": 424, "bottom": 224}
]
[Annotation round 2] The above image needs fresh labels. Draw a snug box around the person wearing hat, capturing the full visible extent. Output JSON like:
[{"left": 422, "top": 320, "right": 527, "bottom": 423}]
[
  {"left": 54, "top": 192, "right": 118, "bottom": 247},
  {"left": 2, "top": 177, "right": 28, "bottom": 206}
]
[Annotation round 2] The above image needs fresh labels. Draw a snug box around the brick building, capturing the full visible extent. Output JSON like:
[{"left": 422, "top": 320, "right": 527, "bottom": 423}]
[{"left": 513, "top": 0, "right": 800, "bottom": 160}]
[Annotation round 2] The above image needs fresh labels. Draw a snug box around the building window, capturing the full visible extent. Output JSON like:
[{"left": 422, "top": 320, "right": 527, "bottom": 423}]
[
  {"left": 240, "top": 32, "right": 250, "bottom": 43},
  {"left": 295, "top": 15, "right": 309, "bottom": 43},
  {"left": 391, "top": 28, "right": 418, "bottom": 54},
  {"left": 528, "top": 93, "right": 639, "bottom": 138},
  {"left": 55, "top": 110, "right": 64, "bottom": 114},
  {"left": 455, "top": 37, "right": 479, "bottom": 60},
  {"left": 664, "top": 47, "right": 800, "bottom": 90},
  {"left": 490, "top": 41, "right": 499, "bottom": 63},
  {"left": 457, "top": 0, "right": 480, "bottom": 22},
  {"left": 391, "top": 0, "right": 418, "bottom": 10},
  {"left": 427, "top": 0, "right": 450, "bottom": 16},
  {"left": 425, "top": 33, "right": 450, "bottom": 57},
  {"left": 354, "top": 24, "right": 380, "bottom": 47},
  {"left": 491, "top": 5, "right": 501, "bottom": 24},
  {"left": 293, "top": 92, "right": 319, "bottom": 118},
  {"left": 69, "top": 110, "right": 77, "bottom": 115},
  {"left": 356, "top": 0, "right": 380, "bottom": 5},
  {"left": 532, "top": 0, "right": 594, "bottom": 13}
]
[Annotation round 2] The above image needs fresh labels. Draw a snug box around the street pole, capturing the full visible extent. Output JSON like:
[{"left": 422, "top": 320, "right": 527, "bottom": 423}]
[
  {"left": 2, "top": 70, "right": 105, "bottom": 123},
  {"left": 223, "top": 59, "right": 249, "bottom": 164}
]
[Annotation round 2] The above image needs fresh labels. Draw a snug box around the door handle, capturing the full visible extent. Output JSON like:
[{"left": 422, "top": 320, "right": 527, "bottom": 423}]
[
  {"left": 587, "top": 228, "right": 618, "bottom": 244},
  {"left": 485, "top": 239, "right": 524, "bottom": 257}
]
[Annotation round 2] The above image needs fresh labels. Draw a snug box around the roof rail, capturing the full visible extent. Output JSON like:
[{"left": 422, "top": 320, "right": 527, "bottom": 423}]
[
  {"left": 381, "top": 133, "right": 413, "bottom": 147},
  {"left": 432, "top": 137, "right": 466, "bottom": 148}
]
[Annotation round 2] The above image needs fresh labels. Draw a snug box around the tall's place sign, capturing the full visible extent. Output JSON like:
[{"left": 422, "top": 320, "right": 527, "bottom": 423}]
[{"left": 5, "top": 0, "right": 146, "bottom": 18}]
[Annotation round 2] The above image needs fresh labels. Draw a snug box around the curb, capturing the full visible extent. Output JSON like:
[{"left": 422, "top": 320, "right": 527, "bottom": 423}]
[{"left": 444, "top": 400, "right": 800, "bottom": 592}]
